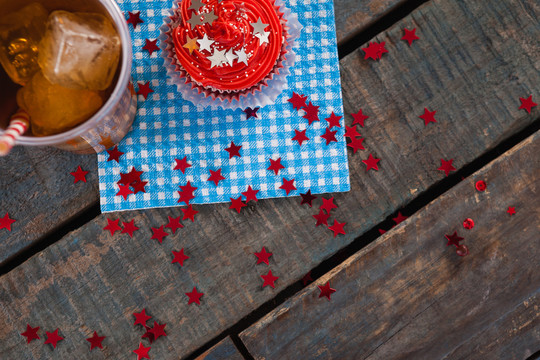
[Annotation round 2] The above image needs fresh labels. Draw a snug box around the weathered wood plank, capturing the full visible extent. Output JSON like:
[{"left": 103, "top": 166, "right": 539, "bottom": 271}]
[
  {"left": 0, "top": 0, "right": 538, "bottom": 358},
  {"left": 0, "top": 146, "right": 98, "bottom": 264},
  {"left": 240, "top": 131, "right": 540, "bottom": 359},
  {"left": 195, "top": 337, "right": 245, "bottom": 360},
  {"left": 0, "top": 0, "right": 405, "bottom": 268},
  {"left": 334, "top": 0, "right": 409, "bottom": 43}
]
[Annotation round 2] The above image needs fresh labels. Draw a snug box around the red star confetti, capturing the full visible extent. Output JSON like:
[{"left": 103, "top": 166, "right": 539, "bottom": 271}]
[
  {"left": 303, "top": 101, "right": 320, "bottom": 125},
  {"left": 268, "top": 157, "right": 285, "bottom": 175},
  {"left": 174, "top": 156, "right": 192, "bottom": 173},
  {"left": 151, "top": 225, "right": 168, "bottom": 244},
  {"left": 182, "top": 205, "right": 199, "bottom": 222},
  {"left": 320, "top": 197, "right": 337, "bottom": 214},
  {"left": 118, "top": 167, "right": 144, "bottom": 186},
  {"left": 351, "top": 109, "right": 368, "bottom": 127},
  {"left": 141, "top": 327, "right": 155, "bottom": 344},
  {"left": 261, "top": 269, "right": 279, "bottom": 288},
  {"left": 103, "top": 218, "right": 122, "bottom": 236},
  {"left": 254, "top": 247, "right": 272, "bottom": 265},
  {"left": 44, "top": 329, "right": 64, "bottom": 349},
  {"left": 302, "top": 271, "right": 313, "bottom": 286},
  {"left": 229, "top": 197, "right": 247, "bottom": 213},
  {"left": 362, "top": 41, "right": 388, "bottom": 60},
  {"left": 393, "top": 211, "right": 408, "bottom": 225},
  {"left": 178, "top": 181, "right": 197, "bottom": 205},
  {"left": 132, "top": 180, "right": 148, "bottom": 194},
  {"left": 106, "top": 145, "right": 124, "bottom": 163},
  {"left": 116, "top": 183, "right": 134, "bottom": 200},
  {"left": 0, "top": 212, "right": 16, "bottom": 231},
  {"left": 292, "top": 129, "right": 309, "bottom": 145},
  {"left": 288, "top": 92, "right": 308, "bottom": 110},
  {"left": 378, "top": 229, "right": 387, "bottom": 235},
  {"left": 344, "top": 125, "right": 361, "bottom": 139},
  {"left": 133, "top": 309, "right": 151, "bottom": 327},
  {"left": 325, "top": 112, "right": 342, "bottom": 129},
  {"left": 225, "top": 141, "right": 242, "bottom": 158},
  {"left": 21, "top": 324, "right": 40, "bottom": 343},
  {"left": 149, "top": 322, "right": 167, "bottom": 340},
  {"left": 401, "top": 28, "right": 419, "bottom": 46},
  {"left": 243, "top": 106, "right": 260, "bottom": 119},
  {"left": 279, "top": 177, "right": 296, "bottom": 195},
  {"left": 328, "top": 219, "right": 346, "bottom": 237},
  {"left": 438, "top": 159, "right": 456, "bottom": 177},
  {"left": 121, "top": 219, "right": 139, "bottom": 238},
  {"left": 172, "top": 248, "right": 189, "bottom": 266},
  {"left": 86, "top": 331, "right": 105, "bottom": 351},
  {"left": 475, "top": 180, "right": 487, "bottom": 192},
  {"left": 318, "top": 281, "right": 336, "bottom": 300},
  {"left": 186, "top": 287, "right": 204, "bottom": 305},
  {"left": 300, "top": 190, "right": 317, "bottom": 207},
  {"left": 507, "top": 206, "right": 516, "bottom": 215},
  {"left": 133, "top": 342, "right": 151, "bottom": 360},
  {"left": 126, "top": 11, "right": 143, "bottom": 29},
  {"left": 321, "top": 128, "right": 338, "bottom": 145},
  {"left": 142, "top": 39, "right": 159, "bottom": 55},
  {"left": 419, "top": 107, "right": 437, "bottom": 126},
  {"left": 313, "top": 209, "right": 330, "bottom": 227},
  {"left": 347, "top": 137, "right": 365, "bottom": 153},
  {"left": 71, "top": 165, "right": 89, "bottom": 183},
  {"left": 208, "top": 168, "right": 226, "bottom": 186},
  {"left": 165, "top": 216, "right": 183, "bottom": 234},
  {"left": 519, "top": 95, "right": 537, "bottom": 113},
  {"left": 363, "top": 154, "right": 380, "bottom": 171},
  {"left": 242, "top": 185, "right": 259, "bottom": 202},
  {"left": 445, "top": 231, "right": 464, "bottom": 247},
  {"left": 136, "top": 82, "right": 154, "bottom": 100},
  {"left": 463, "top": 218, "right": 475, "bottom": 230}
]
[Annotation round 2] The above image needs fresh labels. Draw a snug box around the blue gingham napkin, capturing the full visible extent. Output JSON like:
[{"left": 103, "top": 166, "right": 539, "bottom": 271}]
[{"left": 98, "top": 0, "right": 350, "bottom": 212}]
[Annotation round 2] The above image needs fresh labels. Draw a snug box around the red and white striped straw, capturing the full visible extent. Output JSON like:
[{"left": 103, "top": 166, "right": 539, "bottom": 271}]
[{"left": 0, "top": 109, "right": 30, "bottom": 156}]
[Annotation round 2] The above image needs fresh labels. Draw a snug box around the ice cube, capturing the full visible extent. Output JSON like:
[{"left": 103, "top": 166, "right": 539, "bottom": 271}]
[
  {"left": 17, "top": 71, "right": 103, "bottom": 136},
  {"left": 0, "top": 3, "right": 48, "bottom": 85},
  {"left": 38, "top": 10, "right": 121, "bottom": 91}
]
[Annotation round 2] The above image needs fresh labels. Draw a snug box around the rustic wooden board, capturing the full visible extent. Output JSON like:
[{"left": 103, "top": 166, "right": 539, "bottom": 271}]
[
  {"left": 0, "top": 146, "right": 98, "bottom": 265},
  {"left": 240, "top": 131, "right": 540, "bottom": 359},
  {"left": 195, "top": 337, "right": 244, "bottom": 360},
  {"left": 0, "top": 0, "right": 538, "bottom": 358},
  {"left": 0, "top": 0, "right": 407, "bottom": 268},
  {"left": 334, "top": 0, "right": 408, "bottom": 43}
]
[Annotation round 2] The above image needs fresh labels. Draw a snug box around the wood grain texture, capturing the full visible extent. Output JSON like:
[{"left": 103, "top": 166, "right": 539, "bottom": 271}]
[
  {"left": 195, "top": 337, "right": 244, "bottom": 360},
  {"left": 240, "top": 131, "right": 540, "bottom": 360},
  {"left": 0, "top": 0, "right": 539, "bottom": 358},
  {"left": 0, "top": 146, "right": 98, "bottom": 265},
  {"left": 334, "top": 0, "right": 407, "bottom": 43},
  {"left": 0, "top": 0, "right": 403, "bottom": 268}
]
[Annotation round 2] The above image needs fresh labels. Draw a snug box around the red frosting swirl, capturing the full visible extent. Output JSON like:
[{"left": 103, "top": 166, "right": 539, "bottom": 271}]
[{"left": 172, "top": 0, "right": 284, "bottom": 92}]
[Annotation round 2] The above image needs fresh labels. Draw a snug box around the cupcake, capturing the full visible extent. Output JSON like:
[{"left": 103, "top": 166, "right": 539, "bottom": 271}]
[{"left": 160, "top": 0, "right": 301, "bottom": 109}]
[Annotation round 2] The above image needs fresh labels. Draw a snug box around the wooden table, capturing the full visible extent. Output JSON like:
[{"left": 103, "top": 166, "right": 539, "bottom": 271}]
[{"left": 1, "top": 0, "right": 539, "bottom": 359}]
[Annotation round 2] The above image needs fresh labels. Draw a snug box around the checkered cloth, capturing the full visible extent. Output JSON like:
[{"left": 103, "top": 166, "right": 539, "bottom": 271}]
[{"left": 98, "top": 0, "right": 350, "bottom": 213}]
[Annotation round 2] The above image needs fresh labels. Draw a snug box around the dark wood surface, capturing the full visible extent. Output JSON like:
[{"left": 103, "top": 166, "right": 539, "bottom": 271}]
[
  {"left": 195, "top": 337, "right": 243, "bottom": 360},
  {"left": 0, "top": 0, "right": 538, "bottom": 358},
  {"left": 240, "top": 131, "right": 540, "bottom": 359},
  {"left": 0, "top": 0, "right": 405, "bottom": 269}
]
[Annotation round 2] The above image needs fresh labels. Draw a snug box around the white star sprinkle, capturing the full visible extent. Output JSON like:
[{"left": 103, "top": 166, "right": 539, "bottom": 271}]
[
  {"left": 225, "top": 49, "right": 238, "bottom": 66},
  {"left": 203, "top": 10, "right": 218, "bottom": 25},
  {"left": 235, "top": 48, "right": 249, "bottom": 66},
  {"left": 208, "top": 48, "right": 227, "bottom": 68},
  {"left": 251, "top": 18, "right": 269, "bottom": 35},
  {"left": 187, "top": 14, "right": 203, "bottom": 27},
  {"left": 197, "top": 34, "right": 214, "bottom": 52},
  {"left": 188, "top": 0, "right": 205, "bottom": 11},
  {"left": 255, "top": 31, "right": 270, "bottom": 45}
]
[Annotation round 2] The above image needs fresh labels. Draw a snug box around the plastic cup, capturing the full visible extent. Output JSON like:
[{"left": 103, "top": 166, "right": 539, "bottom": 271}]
[{"left": 0, "top": 0, "right": 136, "bottom": 154}]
